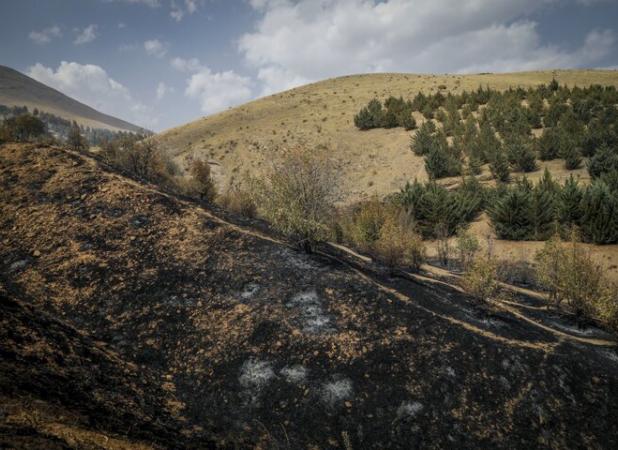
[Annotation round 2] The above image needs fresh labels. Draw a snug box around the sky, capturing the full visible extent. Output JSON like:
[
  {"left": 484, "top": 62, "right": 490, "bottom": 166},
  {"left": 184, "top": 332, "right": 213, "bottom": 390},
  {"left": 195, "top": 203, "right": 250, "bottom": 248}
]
[{"left": 1, "top": 0, "right": 617, "bottom": 132}]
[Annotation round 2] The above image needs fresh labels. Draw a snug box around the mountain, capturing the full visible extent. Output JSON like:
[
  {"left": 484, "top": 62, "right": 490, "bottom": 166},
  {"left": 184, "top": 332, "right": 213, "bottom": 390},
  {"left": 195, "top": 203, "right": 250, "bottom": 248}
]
[
  {"left": 155, "top": 69, "right": 618, "bottom": 203},
  {"left": 2, "top": 142, "right": 618, "bottom": 448},
  {"left": 0, "top": 64, "right": 146, "bottom": 133}
]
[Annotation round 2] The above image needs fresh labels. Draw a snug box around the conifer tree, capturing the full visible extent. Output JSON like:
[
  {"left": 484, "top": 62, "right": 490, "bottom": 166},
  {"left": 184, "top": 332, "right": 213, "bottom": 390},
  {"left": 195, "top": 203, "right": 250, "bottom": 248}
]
[
  {"left": 488, "top": 183, "right": 533, "bottom": 240},
  {"left": 410, "top": 121, "right": 434, "bottom": 156},
  {"left": 489, "top": 149, "right": 510, "bottom": 183},
  {"left": 531, "top": 180, "right": 557, "bottom": 240},
  {"left": 558, "top": 175, "right": 583, "bottom": 232},
  {"left": 588, "top": 144, "right": 618, "bottom": 178},
  {"left": 580, "top": 180, "right": 618, "bottom": 244}
]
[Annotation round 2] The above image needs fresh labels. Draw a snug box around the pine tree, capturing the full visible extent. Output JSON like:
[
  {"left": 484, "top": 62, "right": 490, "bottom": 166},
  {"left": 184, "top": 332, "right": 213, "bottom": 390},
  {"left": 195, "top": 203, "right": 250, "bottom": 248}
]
[
  {"left": 410, "top": 122, "right": 434, "bottom": 156},
  {"left": 558, "top": 175, "right": 583, "bottom": 232},
  {"left": 488, "top": 183, "right": 534, "bottom": 240},
  {"left": 489, "top": 149, "right": 510, "bottom": 183},
  {"left": 588, "top": 144, "right": 618, "bottom": 178},
  {"left": 531, "top": 180, "right": 556, "bottom": 240},
  {"left": 561, "top": 138, "right": 582, "bottom": 170},
  {"left": 537, "top": 128, "right": 561, "bottom": 161},
  {"left": 580, "top": 180, "right": 618, "bottom": 244}
]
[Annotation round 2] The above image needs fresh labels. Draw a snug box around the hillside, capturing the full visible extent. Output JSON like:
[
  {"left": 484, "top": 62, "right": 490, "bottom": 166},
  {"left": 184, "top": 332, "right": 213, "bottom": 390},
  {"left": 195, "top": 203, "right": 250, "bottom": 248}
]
[
  {"left": 2, "top": 142, "right": 618, "bottom": 448},
  {"left": 156, "top": 70, "right": 618, "bottom": 202},
  {"left": 0, "top": 65, "right": 146, "bottom": 133}
]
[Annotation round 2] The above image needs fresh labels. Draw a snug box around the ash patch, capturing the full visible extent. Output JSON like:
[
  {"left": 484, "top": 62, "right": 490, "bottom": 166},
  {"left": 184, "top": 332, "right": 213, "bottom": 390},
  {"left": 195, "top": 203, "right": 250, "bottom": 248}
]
[
  {"left": 280, "top": 365, "right": 308, "bottom": 384},
  {"left": 276, "top": 248, "right": 320, "bottom": 271},
  {"left": 239, "top": 359, "right": 275, "bottom": 405},
  {"left": 397, "top": 401, "right": 424, "bottom": 419},
  {"left": 286, "top": 290, "right": 334, "bottom": 334},
  {"left": 240, "top": 282, "right": 260, "bottom": 300},
  {"left": 321, "top": 377, "right": 353, "bottom": 407}
]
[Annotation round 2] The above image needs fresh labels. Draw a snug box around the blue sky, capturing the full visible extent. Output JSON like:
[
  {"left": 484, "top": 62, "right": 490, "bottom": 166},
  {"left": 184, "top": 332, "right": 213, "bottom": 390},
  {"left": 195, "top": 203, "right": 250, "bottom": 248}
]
[{"left": 1, "top": 0, "right": 617, "bottom": 132}]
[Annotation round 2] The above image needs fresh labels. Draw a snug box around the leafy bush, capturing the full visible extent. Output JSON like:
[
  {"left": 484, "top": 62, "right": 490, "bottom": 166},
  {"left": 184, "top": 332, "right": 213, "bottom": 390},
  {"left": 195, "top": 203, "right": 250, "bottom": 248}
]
[
  {"left": 217, "top": 181, "right": 257, "bottom": 218},
  {"left": 373, "top": 212, "right": 425, "bottom": 272},
  {"left": 462, "top": 255, "right": 499, "bottom": 302},
  {"left": 455, "top": 227, "right": 480, "bottom": 271},
  {"left": 535, "top": 233, "right": 618, "bottom": 329}
]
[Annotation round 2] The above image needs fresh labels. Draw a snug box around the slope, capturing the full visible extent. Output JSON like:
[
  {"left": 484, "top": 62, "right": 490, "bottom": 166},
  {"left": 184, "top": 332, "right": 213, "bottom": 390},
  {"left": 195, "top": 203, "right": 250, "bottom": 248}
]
[
  {"left": 0, "top": 65, "right": 146, "bottom": 133},
  {"left": 156, "top": 69, "right": 618, "bottom": 202},
  {"left": 2, "top": 143, "right": 618, "bottom": 448}
]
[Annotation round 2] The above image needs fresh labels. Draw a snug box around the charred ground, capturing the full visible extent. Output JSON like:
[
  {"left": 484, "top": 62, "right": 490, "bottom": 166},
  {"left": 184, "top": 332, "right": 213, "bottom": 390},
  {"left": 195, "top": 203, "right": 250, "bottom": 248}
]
[{"left": 1, "top": 143, "right": 618, "bottom": 449}]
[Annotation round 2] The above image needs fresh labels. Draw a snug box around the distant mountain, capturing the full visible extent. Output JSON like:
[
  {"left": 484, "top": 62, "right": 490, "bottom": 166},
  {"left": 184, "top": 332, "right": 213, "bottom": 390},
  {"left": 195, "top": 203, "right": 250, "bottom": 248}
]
[{"left": 0, "top": 64, "right": 147, "bottom": 134}]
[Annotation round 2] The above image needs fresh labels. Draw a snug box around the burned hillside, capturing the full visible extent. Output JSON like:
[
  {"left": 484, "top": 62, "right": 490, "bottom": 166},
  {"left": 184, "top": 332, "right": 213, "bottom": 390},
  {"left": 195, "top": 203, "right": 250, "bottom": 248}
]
[{"left": 1, "top": 143, "right": 618, "bottom": 449}]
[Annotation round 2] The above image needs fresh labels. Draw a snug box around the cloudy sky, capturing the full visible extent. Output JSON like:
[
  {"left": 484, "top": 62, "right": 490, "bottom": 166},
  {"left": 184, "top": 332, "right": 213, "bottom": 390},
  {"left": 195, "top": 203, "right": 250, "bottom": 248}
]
[{"left": 1, "top": 0, "right": 617, "bottom": 131}]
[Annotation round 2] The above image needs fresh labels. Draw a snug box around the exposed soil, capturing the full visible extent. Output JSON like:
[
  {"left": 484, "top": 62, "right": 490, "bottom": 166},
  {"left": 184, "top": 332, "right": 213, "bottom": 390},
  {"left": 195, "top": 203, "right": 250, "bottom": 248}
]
[{"left": 2, "top": 143, "right": 618, "bottom": 449}]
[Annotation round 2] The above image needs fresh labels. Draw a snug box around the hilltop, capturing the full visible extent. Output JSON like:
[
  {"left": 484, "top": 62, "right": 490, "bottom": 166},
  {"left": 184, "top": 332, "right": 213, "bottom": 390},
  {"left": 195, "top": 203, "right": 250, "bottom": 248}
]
[
  {"left": 0, "top": 65, "right": 146, "bottom": 133},
  {"left": 2, "top": 142, "right": 618, "bottom": 448},
  {"left": 156, "top": 70, "right": 618, "bottom": 202}
]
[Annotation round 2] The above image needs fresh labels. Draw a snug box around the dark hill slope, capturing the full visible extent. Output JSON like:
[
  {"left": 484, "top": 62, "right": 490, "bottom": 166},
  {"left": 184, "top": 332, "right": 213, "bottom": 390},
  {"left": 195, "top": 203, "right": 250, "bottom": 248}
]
[
  {"left": 1, "top": 143, "right": 618, "bottom": 449},
  {"left": 0, "top": 283, "right": 219, "bottom": 449},
  {"left": 0, "top": 65, "right": 145, "bottom": 133}
]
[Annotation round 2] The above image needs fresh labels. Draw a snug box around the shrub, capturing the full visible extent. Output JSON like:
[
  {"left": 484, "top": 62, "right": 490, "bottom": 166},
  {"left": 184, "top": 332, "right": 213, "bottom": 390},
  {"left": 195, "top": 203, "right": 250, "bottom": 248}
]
[
  {"left": 218, "top": 181, "right": 257, "bottom": 218},
  {"left": 561, "top": 139, "right": 582, "bottom": 170},
  {"left": 462, "top": 255, "right": 499, "bottom": 302},
  {"left": 505, "top": 134, "right": 537, "bottom": 172},
  {"left": 354, "top": 99, "right": 384, "bottom": 130},
  {"left": 342, "top": 197, "right": 388, "bottom": 249},
  {"left": 456, "top": 227, "right": 480, "bottom": 271},
  {"left": 253, "top": 147, "right": 337, "bottom": 252},
  {"left": 537, "top": 128, "right": 561, "bottom": 161},
  {"left": 535, "top": 232, "right": 617, "bottom": 328},
  {"left": 189, "top": 159, "right": 217, "bottom": 202},
  {"left": 373, "top": 212, "right": 425, "bottom": 273}
]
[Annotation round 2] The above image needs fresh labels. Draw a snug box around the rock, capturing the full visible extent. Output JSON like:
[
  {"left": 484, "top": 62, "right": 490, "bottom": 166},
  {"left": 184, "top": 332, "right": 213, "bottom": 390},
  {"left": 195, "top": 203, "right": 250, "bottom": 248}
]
[{"left": 32, "top": 250, "right": 41, "bottom": 257}]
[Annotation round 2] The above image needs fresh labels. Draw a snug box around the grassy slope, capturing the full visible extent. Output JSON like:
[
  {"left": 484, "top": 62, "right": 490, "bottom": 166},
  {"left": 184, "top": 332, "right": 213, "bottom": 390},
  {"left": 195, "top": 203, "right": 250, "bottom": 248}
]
[
  {"left": 157, "top": 70, "right": 618, "bottom": 281},
  {"left": 0, "top": 65, "right": 145, "bottom": 133},
  {"left": 156, "top": 70, "right": 618, "bottom": 201}
]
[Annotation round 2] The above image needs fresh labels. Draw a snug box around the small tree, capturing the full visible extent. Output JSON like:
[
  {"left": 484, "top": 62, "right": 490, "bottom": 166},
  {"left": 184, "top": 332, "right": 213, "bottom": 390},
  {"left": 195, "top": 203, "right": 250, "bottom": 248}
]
[
  {"left": 1, "top": 113, "right": 46, "bottom": 142},
  {"left": 489, "top": 150, "right": 510, "bottom": 183},
  {"left": 190, "top": 159, "right": 217, "bottom": 201},
  {"left": 67, "top": 122, "right": 87, "bottom": 151},
  {"left": 254, "top": 147, "right": 337, "bottom": 252},
  {"left": 373, "top": 212, "right": 425, "bottom": 273},
  {"left": 462, "top": 255, "right": 499, "bottom": 303},
  {"left": 456, "top": 227, "right": 479, "bottom": 271}
]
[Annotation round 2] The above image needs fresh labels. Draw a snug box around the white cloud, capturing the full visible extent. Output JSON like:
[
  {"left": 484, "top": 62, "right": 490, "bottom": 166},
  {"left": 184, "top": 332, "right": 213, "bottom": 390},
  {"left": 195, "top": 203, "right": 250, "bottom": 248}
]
[
  {"left": 185, "top": 67, "right": 253, "bottom": 114},
  {"left": 170, "top": 56, "right": 203, "bottom": 72},
  {"left": 239, "top": 0, "right": 616, "bottom": 94},
  {"left": 144, "top": 39, "right": 168, "bottom": 57},
  {"left": 108, "top": 0, "right": 161, "bottom": 6},
  {"left": 29, "top": 26, "right": 61, "bottom": 45},
  {"left": 74, "top": 24, "right": 98, "bottom": 45},
  {"left": 156, "top": 81, "right": 174, "bottom": 100},
  {"left": 27, "top": 61, "right": 157, "bottom": 129},
  {"left": 170, "top": 0, "right": 199, "bottom": 21}
]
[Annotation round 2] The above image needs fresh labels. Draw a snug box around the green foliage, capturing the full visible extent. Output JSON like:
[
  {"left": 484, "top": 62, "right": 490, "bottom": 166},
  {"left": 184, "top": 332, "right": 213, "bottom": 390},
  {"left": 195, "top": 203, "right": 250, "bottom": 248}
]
[
  {"left": 354, "top": 97, "right": 415, "bottom": 130},
  {"left": 254, "top": 148, "right": 337, "bottom": 250},
  {"left": 488, "top": 181, "right": 533, "bottom": 240},
  {"left": 537, "top": 128, "right": 561, "bottom": 161},
  {"left": 505, "top": 134, "right": 537, "bottom": 172},
  {"left": 561, "top": 138, "right": 582, "bottom": 170},
  {"left": 410, "top": 121, "right": 435, "bottom": 156},
  {"left": 424, "top": 131, "right": 462, "bottom": 179},
  {"left": 489, "top": 149, "right": 510, "bottom": 182},
  {"left": 557, "top": 175, "right": 583, "bottom": 232},
  {"left": 395, "top": 180, "right": 481, "bottom": 239},
  {"left": 580, "top": 180, "right": 618, "bottom": 244},
  {"left": 588, "top": 144, "right": 618, "bottom": 178},
  {"left": 354, "top": 98, "right": 384, "bottom": 130},
  {"left": 0, "top": 113, "right": 47, "bottom": 142}
]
